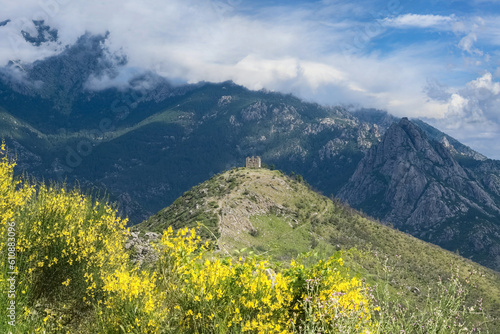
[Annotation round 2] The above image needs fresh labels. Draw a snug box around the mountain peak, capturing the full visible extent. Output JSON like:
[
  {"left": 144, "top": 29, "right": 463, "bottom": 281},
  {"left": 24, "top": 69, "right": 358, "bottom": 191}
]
[
  {"left": 353, "top": 117, "right": 463, "bottom": 181},
  {"left": 27, "top": 32, "right": 119, "bottom": 86},
  {"left": 339, "top": 118, "right": 500, "bottom": 270},
  {"left": 386, "top": 117, "right": 428, "bottom": 152}
]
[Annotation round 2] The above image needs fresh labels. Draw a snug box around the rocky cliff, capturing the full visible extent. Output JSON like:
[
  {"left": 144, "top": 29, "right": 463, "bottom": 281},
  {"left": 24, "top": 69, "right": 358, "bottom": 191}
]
[{"left": 339, "top": 118, "right": 500, "bottom": 270}]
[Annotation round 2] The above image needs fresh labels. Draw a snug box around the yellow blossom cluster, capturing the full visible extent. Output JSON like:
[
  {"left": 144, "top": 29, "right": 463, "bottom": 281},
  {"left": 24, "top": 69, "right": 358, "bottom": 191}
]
[
  {"left": 286, "top": 256, "right": 376, "bottom": 333},
  {"left": 100, "top": 265, "right": 161, "bottom": 333},
  {"left": 0, "top": 142, "right": 33, "bottom": 233},
  {"left": 14, "top": 182, "right": 129, "bottom": 306},
  {"left": 155, "top": 226, "right": 377, "bottom": 333},
  {"left": 0, "top": 143, "right": 130, "bottom": 332}
]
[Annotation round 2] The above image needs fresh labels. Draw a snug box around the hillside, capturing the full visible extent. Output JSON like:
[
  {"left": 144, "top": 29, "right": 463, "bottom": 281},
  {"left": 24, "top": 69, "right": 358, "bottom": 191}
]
[
  {"left": 5, "top": 147, "right": 498, "bottom": 333},
  {"left": 138, "top": 167, "right": 500, "bottom": 329}
]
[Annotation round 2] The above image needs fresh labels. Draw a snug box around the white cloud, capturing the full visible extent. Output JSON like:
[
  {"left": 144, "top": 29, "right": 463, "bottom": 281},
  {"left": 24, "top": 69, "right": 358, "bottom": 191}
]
[
  {"left": 458, "top": 32, "right": 483, "bottom": 55},
  {"left": 0, "top": 0, "right": 452, "bottom": 124},
  {"left": 469, "top": 72, "right": 500, "bottom": 94},
  {"left": 426, "top": 73, "right": 500, "bottom": 158},
  {"left": 382, "top": 14, "right": 456, "bottom": 29},
  {"left": 0, "top": 0, "right": 413, "bottom": 109},
  {"left": 476, "top": 16, "right": 500, "bottom": 46}
]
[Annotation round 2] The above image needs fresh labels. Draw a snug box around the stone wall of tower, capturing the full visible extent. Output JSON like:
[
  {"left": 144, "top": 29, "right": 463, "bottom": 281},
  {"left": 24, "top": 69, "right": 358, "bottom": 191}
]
[{"left": 246, "top": 156, "right": 261, "bottom": 168}]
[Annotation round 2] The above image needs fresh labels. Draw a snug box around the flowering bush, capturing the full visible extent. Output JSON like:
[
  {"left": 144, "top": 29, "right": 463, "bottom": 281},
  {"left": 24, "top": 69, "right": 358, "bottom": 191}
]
[
  {"left": 0, "top": 143, "right": 129, "bottom": 332},
  {"left": 155, "top": 226, "right": 295, "bottom": 333},
  {"left": 286, "top": 255, "right": 376, "bottom": 333},
  {"left": 98, "top": 265, "right": 162, "bottom": 333},
  {"left": 151, "top": 226, "right": 377, "bottom": 333}
]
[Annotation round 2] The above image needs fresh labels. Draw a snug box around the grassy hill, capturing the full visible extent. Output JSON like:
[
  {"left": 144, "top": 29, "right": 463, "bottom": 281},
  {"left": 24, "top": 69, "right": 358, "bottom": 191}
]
[{"left": 138, "top": 167, "right": 500, "bottom": 330}]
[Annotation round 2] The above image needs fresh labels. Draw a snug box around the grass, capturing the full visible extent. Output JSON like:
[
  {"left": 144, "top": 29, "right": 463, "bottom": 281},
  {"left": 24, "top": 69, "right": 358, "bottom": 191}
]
[{"left": 241, "top": 214, "right": 312, "bottom": 261}]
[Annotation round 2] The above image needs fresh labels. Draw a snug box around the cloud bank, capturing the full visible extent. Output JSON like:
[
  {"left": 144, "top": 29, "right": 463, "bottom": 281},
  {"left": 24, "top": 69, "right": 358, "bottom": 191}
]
[
  {"left": 0, "top": 0, "right": 499, "bottom": 158},
  {"left": 425, "top": 73, "right": 500, "bottom": 159}
]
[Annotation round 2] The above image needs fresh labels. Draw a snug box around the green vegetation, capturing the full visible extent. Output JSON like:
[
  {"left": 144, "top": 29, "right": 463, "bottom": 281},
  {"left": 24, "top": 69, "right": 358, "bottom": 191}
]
[{"left": 138, "top": 167, "right": 500, "bottom": 332}]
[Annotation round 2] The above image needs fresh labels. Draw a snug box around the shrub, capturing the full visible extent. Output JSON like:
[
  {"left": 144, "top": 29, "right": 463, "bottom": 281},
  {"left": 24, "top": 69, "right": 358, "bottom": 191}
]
[
  {"left": 152, "top": 227, "right": 377, "bottom": 333},
  {"left": 286, "top": 253, "right": 376, "bottom": 333},
  {"left": 0, "top": 143, "right": 129, "bottom": 332}
]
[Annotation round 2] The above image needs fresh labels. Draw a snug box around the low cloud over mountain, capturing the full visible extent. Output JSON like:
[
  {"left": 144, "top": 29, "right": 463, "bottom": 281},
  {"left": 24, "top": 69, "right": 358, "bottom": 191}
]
[{"left": 1, "top": 0, "right": 500, "bottom": 157}]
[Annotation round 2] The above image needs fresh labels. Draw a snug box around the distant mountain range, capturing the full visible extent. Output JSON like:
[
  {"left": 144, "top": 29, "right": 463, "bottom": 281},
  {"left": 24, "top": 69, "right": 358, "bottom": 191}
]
[{"left": 1, "top": 30, "right": 500, "bottom": 271}]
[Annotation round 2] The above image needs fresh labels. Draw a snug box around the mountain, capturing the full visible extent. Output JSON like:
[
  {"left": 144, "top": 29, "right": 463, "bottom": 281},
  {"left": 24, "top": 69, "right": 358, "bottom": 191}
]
[
  {"left": 339, "top": 118, "right": 500, "bottom": 270},
  {"left": 2, "top": 31, "right": 500, "bottom": 271},
  {"left": 411, "top": 119, "right": 487, "bottom": 161},
  {"left": 137, "top": 167, "right": 500, "bottom": 330},
  {"left": 0, "top": 33, "right": 389, "bottom": 222}
]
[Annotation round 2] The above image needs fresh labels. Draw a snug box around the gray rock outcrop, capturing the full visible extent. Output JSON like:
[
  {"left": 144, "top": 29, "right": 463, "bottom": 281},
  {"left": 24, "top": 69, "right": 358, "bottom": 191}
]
[{"left": 338, "top": 118, "right": 500, "bottom": 270}]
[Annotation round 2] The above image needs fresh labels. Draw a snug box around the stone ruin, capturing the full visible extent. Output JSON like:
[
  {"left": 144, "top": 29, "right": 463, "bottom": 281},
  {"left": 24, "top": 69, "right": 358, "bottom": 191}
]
[{"left": 246, "top": 156, "right": 261, "bottom": 168}]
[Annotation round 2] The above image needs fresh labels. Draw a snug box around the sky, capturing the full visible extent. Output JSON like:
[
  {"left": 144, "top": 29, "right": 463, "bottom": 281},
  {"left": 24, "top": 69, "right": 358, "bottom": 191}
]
[{"left": 1, "top": 0, "right": 500, "bottom": 158}]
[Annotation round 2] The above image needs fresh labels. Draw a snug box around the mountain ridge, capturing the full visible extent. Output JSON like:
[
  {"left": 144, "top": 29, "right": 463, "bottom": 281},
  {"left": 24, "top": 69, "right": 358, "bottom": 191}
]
[
  {"left": 339, "top": 118, "right": 500, "bottom": 270},
  {"left": 1, "top": 32, "right": 500, "bottom": 272},
  {"left": 136, "top": 166, "right": 500, "bottom": 330}
]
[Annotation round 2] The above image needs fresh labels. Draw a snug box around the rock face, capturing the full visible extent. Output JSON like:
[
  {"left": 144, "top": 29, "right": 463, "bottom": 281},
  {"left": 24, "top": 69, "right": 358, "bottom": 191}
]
[
  {"left": 125, "top": 231, "right": 160, "bottom": 267},
  {"left": 339, "top": 118, "right": 500, "bottom": 270}
]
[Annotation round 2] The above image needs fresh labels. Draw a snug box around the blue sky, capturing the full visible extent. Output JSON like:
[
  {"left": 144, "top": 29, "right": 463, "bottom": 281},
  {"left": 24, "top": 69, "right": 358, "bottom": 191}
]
[{"left": 1, "top": 0, "right": 500, "bottom": 158}]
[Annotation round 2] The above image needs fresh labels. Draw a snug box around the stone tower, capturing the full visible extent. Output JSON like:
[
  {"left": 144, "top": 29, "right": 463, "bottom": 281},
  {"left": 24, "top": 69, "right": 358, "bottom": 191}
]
[{"left": 246, "top": 156, "right": 261, "bottom": 168}]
